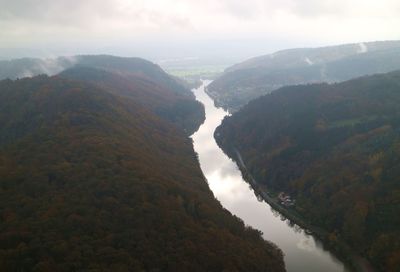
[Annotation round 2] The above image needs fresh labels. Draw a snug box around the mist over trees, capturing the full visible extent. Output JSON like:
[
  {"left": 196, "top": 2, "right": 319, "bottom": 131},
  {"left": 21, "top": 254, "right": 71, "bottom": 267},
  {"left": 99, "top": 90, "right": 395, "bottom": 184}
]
[
  {"left": 208, "top": 41, "right": 400, "bottom": 111},
  {"left": 0, "top": 58, "right": 285, "bottom": 271}
]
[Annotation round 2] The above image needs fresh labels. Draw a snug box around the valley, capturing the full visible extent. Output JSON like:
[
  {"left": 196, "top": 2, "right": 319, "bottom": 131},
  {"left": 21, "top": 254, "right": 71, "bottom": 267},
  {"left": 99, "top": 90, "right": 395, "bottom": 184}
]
[
  {"left": 192, "top": 81, "right": 351, "bottom": 272},
  {"left": 2, "top": 1, "right": 400, "bottom": 271},
  {"left": 215, "top": 71, "right": 400, "bottom": 271},
  {"left": 207, "top": 41, "right": 400, "bottom": 112},
  {"left": 0, "top": 57, "right": 285, "bottom": 271}
]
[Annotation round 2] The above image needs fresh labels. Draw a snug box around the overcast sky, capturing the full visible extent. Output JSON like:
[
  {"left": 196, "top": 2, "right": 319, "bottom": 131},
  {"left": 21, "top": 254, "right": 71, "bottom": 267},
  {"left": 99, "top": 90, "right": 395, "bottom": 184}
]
[{"left": 1, "top": 0, "right": 400, "bottom": 61}]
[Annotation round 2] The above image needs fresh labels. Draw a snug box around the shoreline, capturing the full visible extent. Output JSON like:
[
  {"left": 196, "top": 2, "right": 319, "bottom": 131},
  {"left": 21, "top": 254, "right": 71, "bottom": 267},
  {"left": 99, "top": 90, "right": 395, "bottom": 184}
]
[{"left": 230, "top": 147, "right": 375, "bottom": 272}]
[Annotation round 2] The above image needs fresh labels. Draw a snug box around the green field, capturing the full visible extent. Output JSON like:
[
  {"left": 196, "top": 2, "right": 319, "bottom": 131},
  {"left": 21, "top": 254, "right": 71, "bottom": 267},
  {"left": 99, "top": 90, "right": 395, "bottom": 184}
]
[{"left": 165, "top": 65, "right": 226, "bottom": 79}]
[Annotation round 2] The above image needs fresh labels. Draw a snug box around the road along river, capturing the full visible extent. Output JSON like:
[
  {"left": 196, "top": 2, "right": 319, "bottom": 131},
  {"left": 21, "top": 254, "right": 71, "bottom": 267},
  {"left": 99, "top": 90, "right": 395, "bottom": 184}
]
[{"left": 191, "top": 81, "right": 350, "bottom": 272}]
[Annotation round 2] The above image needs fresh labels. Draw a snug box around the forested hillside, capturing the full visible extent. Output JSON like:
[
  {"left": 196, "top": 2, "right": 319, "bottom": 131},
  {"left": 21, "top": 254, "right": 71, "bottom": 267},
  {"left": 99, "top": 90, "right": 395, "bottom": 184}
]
[
  {"left": 0, "top": 55, "right": 205, "bottom": 135},
  {"left": 208, "top": 40, "right": 400, "bottom": 111},
  {"left": 59, "top": 66, "right": 204, "bottom": 135},
  {"left": 0, "top": 75, "right": 285, "bottom": 271},
  {"left": 75, "top": 55, "right": 191, "bottom": 97},
  {"left": 0, "top": 55, "right": 190, "bottom": 98},
  {"left": 215, "top": 70, "right": 400, "bottom": 271}
]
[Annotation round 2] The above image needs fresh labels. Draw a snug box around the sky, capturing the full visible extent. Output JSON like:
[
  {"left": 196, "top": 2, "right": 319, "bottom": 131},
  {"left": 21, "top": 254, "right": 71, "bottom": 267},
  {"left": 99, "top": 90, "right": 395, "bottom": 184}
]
[{"left": 1, "top": 0, "right": 400, "bottom": 62}]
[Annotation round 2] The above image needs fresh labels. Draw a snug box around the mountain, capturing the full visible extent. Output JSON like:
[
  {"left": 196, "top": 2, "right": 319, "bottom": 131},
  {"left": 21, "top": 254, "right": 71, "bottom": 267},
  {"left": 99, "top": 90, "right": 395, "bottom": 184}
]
[
  {"left": 208, "top": 40, "right": 400, "bottom": 111},
  {"left": 0, "top": 55, "right": 191, "bottom": 95},
  {"left": 74, "top": 55, "right": 192, "bottom": 97},
  {"left": 215, "top": 70, "right": 400, "bottom": 271},
  {"left": 0, "top": 75, "right": 285, "bottom": 271},
  {"left": 0, "top": 55, "right": 204, "bottom": 135},
  {"left": 59, "top": 66, "right": 204, "bottom": 135}
]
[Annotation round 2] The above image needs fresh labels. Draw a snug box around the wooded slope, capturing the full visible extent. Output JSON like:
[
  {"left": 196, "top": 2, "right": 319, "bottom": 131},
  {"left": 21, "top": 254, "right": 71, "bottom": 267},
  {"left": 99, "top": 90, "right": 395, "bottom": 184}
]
[
  {"left": 216, "top": 70, "right": 400, "bottom": 271},
  {"left": 0, "top": 75, "right": 285, "bottom": 272}
]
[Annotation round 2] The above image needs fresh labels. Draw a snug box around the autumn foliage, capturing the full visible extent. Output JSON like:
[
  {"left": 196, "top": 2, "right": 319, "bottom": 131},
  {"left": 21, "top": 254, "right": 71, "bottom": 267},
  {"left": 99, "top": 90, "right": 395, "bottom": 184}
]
[
  {"left": 216, "top": 70, "right": 400, "bottom": 271},
  {"left": 0, "top": 74, "right": 285, "bottom": 271}
]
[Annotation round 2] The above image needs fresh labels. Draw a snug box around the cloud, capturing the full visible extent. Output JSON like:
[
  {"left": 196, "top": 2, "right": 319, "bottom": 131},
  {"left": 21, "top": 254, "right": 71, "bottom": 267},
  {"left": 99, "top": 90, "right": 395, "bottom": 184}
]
[
  {"left": 0, "top": 0, "right": 399, "bottom": 55},
  {"left": 289, "top": 0, "right": 348, "bottom": 17},
  {"left": 215, "top": 0, "right": 264, "bottom": 19},
  {"left": 0, "top": 0, "right": 115, "bottom": 25}
]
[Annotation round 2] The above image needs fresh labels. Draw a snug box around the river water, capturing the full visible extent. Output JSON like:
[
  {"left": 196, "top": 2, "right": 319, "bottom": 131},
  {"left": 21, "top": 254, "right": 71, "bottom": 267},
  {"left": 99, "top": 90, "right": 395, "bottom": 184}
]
[{"left": 191, "top": 81, "right": 349, "bottom": 272}]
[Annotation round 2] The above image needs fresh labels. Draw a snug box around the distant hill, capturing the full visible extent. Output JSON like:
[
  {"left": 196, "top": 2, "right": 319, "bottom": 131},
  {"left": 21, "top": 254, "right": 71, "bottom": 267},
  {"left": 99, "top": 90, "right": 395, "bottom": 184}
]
[
  {"left": 0, "top": 55, "right": 191, "bottom": 95},
  {"left": 0, "top": 55, "right": 204, "bottom": 135},
  {"left": 0, "top": 75, "right": 285, "bottom": 271},
  {"left": 75, "top": 55, "right": 192, "bottom": 97},
  {"left": 215, "top": 70, "right": 400, "bottom": 271},
  {"left": 208, "top": 40, "right": 400, "bottom": 111},
  {"left": 59, "top": 66, "right": 204, "bottom": 135}
]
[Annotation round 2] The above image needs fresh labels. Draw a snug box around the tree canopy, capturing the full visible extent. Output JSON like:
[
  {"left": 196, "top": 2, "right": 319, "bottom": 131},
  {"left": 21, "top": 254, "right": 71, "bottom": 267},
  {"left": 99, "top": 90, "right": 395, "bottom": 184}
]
[
  {"left": 216, "top": 70, "right": 400, "bottom": 271},
  {"left": 0, "top": 75, "right": 285, "bottom": 272}
]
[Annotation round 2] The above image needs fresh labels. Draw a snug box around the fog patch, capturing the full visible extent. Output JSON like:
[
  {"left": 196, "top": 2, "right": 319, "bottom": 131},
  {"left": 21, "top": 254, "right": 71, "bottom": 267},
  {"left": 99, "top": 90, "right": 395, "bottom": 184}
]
[
  {"left": 358, "top": 42, "right": 368, "bottom": 54},
  {"left": 296, "top": 236, "right": 317, "bottom": 252},
  {"left": 15, "top": 56, "right": 78, "bottom": 79},
  {"left": 18, "top": 69, "right": 34, "bottom": 78},
  {"left": 304, "top": 57, "right": 314, "bottom": 65}
]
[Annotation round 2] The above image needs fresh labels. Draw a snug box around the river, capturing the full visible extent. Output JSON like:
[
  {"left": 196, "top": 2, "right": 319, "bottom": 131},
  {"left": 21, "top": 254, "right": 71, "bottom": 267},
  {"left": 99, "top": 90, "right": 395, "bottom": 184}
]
[{"left": 191, "top": 81, "right": 350, "bottom": 272}]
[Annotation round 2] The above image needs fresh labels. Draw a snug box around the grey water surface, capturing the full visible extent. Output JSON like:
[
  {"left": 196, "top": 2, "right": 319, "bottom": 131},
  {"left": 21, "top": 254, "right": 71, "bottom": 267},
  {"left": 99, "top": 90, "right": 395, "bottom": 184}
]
[{"left": 191, "top": 81, "right": 349, "bottom": 272}]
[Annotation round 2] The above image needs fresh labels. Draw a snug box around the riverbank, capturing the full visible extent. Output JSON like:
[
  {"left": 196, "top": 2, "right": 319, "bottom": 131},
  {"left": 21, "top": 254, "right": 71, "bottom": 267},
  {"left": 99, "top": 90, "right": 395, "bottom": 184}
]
[
  {"left": 231, "top": 147, "right": 375, "bottom": 272},
  {"left": 194, "top": 82, "right": 353, "bottom": 272}
]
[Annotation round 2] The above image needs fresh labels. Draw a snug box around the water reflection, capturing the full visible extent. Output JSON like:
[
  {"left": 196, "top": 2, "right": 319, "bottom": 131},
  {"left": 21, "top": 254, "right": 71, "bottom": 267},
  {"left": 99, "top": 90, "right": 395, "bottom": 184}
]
[{"left": 191, "top": 81, "right": 349, "bottom": 272}]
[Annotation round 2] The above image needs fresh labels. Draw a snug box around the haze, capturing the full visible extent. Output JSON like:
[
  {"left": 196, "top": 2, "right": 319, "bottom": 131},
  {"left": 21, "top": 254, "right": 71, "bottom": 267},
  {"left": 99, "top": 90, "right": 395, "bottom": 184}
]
[{"left": 1, "top": 0, "right": 400, "bottom": 62}]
